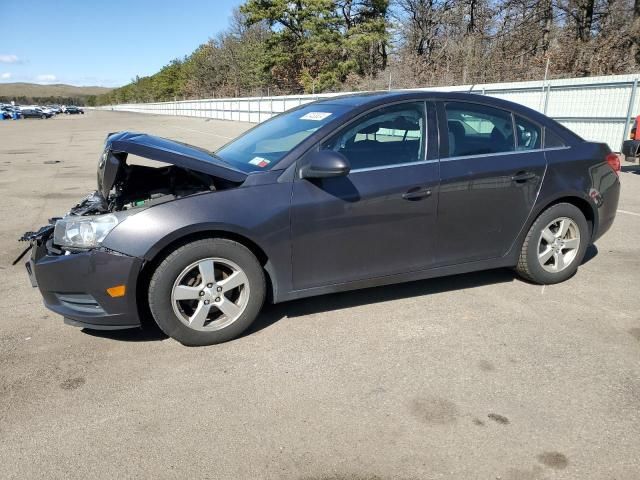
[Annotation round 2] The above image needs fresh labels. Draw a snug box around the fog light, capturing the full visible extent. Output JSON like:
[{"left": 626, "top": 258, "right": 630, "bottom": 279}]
[{"left": 106, "top": 285, "right": 126, "bottom": 297}]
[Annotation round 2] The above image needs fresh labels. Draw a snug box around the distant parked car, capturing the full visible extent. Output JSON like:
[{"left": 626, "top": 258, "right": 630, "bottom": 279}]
[
  {"left": 622, "top": 115, "right": 640, "bottom": 162},
  {"left": 0, "top": 105, "right": 21, "bottom": 119},
  {"left": 65, "top": 106, "right": 84, "bottom": 115},
  {"left": 39, "top": 106, "right": 57, "bottom": 116},
  {"left": 21, "top": 107, "right": 51, "bottom": 119},
  {"left": 44, "top": 105, "right": 61, "bottom": 115}
]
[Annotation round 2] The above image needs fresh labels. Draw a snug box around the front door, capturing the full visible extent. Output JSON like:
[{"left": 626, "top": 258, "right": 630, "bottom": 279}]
[{"left": 290, "top": 101, "right": 439, "bottom": 290}]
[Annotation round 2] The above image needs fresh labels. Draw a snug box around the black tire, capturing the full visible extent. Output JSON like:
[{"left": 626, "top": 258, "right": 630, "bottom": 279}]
[
  {"left": 41, "top": 114, "right": 46, "bottom": 119},
  {"left": 148, "top": 238, "right": 265, "bottom": 346},
  {"left": 515, "top": 203, "right": 589, "bottom": 284}
]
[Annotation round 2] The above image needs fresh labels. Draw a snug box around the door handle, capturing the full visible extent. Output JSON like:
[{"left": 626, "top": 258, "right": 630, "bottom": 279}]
[
  {"left": 402, "top": 186, "right": 432, "bottom": 201},
  {"left": 511, "top": 171, "right": 536, "bottom": 183}
]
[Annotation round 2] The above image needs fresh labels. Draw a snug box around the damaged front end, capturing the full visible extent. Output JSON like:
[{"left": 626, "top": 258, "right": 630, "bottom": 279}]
[
  {"left": 20, "top": 131, "right": 248, "bottom": 255},
  {"left": 94, "top": 130, "right": 248, "bottom": 215},
  {"left": 16, "top": 131, "right": 248, "bottom": 330}
]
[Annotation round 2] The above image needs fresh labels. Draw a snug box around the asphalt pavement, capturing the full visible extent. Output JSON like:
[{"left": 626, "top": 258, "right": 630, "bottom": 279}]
[{"left": 1, "top": 111, "right": 639, "bottom": 479}]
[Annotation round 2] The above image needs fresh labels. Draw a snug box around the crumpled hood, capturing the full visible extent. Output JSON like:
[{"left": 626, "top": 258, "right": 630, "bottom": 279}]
[{"left": 99, "top": 131, "right": 247, "bottom": 196}]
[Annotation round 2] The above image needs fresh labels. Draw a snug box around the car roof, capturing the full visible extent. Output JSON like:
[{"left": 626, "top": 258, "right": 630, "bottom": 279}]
[
  {"left": 312, "top": 91, "right": 407, "bottom": 106},
  {"left": 313, "top": 90, "right": 502, "bottom": 106},
  {"left": 313, "top": 90, "right": 521, "bottom": 108},
  {"left": 267, "top": 90, "right": 583, "bottom": 172},
  {"left": 313, "top": 90, "right": 571, "bottom": 133}
]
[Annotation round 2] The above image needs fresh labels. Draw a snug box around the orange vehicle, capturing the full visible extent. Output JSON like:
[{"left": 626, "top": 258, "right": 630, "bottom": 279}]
[{"left": 622, "top": 115, "right": 640, "bottom": 162}]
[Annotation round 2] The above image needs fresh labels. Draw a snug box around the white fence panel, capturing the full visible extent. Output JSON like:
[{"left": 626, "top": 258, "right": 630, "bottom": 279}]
[{"left": 100, "top": 74, "right": 640, "bottom": 151}]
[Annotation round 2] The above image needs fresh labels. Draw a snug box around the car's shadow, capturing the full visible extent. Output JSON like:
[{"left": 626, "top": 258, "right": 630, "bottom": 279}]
[
  {"left": 247, "top": 268, "right": 516, "bottom": 337},
  {"left": 83, "top": 245, "right": 599, "bottom": 343},
  {"left": 82, "top": 324, "right": 168, "bottom": 342}
]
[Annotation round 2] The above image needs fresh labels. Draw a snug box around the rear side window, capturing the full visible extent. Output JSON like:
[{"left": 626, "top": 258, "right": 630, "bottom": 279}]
[
  {"left": 445, "top": 102, "right": 515, "bottom": 157},
  {"left": 544, "top": 128, "right": 566, "bottom": 148},
  {"left": 514, "top": 115, "right": 541, "bottom": 150}
]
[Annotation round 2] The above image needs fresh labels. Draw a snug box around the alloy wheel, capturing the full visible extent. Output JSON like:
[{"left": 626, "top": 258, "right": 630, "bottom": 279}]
[
  {"left": 537, "top": 217, "right": 581, "bottom": 273},
  {"left": 170, "top": 257, "right": 250, "bottom": 331}
]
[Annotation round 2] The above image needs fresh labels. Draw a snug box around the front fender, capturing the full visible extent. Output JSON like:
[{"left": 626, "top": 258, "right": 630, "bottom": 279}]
[{"left": 101, "top": 183, "right": 294, "bottom": 297}]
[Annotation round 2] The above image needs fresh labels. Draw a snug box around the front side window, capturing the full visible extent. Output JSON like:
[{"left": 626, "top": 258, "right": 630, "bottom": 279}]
[
  {"left": 445, "top": 102, "right": 515, "bottom": 157},
  {"left": 514, "top": 115, "right": 542, "bottom": 150},
  {"left": 321, "top": 102, "right": 425, "bottom": 170}
]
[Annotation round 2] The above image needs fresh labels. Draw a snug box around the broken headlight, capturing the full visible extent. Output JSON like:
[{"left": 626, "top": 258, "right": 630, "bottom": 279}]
[{"left": 53, "top": 214, "right": 120, "bottom": 249}]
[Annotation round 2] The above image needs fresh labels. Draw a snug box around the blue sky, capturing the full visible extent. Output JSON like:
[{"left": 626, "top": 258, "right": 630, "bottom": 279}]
[{"left": 0, "top": 0, "right": 242, "bottom": 87}]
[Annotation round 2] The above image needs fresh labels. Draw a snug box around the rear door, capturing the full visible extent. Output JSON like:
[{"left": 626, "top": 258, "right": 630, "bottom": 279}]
[
  {"left": 290, "top": 101, "right": 440, "bottom": 290},
  {"left": 435, "top": 100, "right": 546, "bottom": 265}
]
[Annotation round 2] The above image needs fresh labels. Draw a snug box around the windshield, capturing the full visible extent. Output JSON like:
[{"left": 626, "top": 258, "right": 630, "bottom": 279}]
[{"left": 215, "top": 103, "right": 348, "bottom": 172}]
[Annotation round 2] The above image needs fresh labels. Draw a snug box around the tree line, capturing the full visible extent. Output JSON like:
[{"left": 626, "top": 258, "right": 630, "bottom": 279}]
[{"left": 90, "top": 0, "right": 639, "bottom": 106}]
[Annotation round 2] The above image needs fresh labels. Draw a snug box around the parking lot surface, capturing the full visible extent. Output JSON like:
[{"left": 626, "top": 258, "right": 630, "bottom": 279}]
[{"left": 1, "top": 111, "right": 639, "bottom": 479}]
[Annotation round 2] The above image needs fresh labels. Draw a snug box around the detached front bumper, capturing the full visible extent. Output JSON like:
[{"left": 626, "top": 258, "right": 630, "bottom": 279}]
[{"left": 28, "top": 240, "right": 144, "bottom": 330}]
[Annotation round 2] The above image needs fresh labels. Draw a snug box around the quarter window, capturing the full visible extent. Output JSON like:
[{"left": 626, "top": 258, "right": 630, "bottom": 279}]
[
  {"left": 514, "top": 115, "right": 542, "bottom": 150},
  {"left": 445, "top": 102, "right": 515, "bottom": 157},
  {"left": 544, "top": 128, "right": 566, "bottom": 148},
  {"left": 321, "top": 102, "right": 425, "bottom": 170}
]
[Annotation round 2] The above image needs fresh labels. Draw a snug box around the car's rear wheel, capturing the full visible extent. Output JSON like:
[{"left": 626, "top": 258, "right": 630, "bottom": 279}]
[
  {"left": 515, "top": 203, "right": 589, "bottom": 284},
  {"left": 148, "top": 238, "right": 265, "bottom": 346}
]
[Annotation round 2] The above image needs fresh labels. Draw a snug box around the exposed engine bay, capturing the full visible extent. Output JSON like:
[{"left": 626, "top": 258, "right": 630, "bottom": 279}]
[
  {"left": 77, "top": 162, "right": 220, "bottom": 216},
  {"left": 88, "top": 132, "right": 246, "bottom": 215},
  {"left": 15, "top": 131, "right": 248, "bottom": 261}
]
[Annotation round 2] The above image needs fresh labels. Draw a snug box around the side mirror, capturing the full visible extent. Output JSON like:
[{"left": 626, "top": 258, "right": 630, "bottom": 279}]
[{"left": 300, "top": 150, "right": 351, "bottom": 179}]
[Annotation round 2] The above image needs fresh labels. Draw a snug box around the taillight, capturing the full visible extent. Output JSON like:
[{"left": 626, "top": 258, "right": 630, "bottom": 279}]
[{"left": 606, "top": 152, "right": 620, "bottom": 175}]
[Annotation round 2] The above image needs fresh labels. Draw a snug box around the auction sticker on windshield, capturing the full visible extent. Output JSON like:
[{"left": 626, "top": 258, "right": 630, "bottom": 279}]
[
  {"left": 249, "top": 157, "right": 271, "bottom": 168},
  {"left": 300, "top": 112, "right": 332, "bottom": 121}
]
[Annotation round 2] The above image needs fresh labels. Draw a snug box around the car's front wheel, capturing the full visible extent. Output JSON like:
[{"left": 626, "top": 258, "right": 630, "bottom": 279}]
[
  {"left": 148, "top": 238, "right": 265, "bottom": 346},
  {"left": 515, "top": 203, "right": 589, "bottom": 284}
]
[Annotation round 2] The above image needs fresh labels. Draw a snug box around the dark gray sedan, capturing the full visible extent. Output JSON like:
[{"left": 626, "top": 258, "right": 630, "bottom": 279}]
[{"left": 20, "top": 92, "right": 620, "bottom": 345}]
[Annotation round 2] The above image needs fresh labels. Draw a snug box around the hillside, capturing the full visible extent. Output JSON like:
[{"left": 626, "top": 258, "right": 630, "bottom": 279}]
[{"left": 0, "top": 82, "right": 112, "bottom": 102}]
